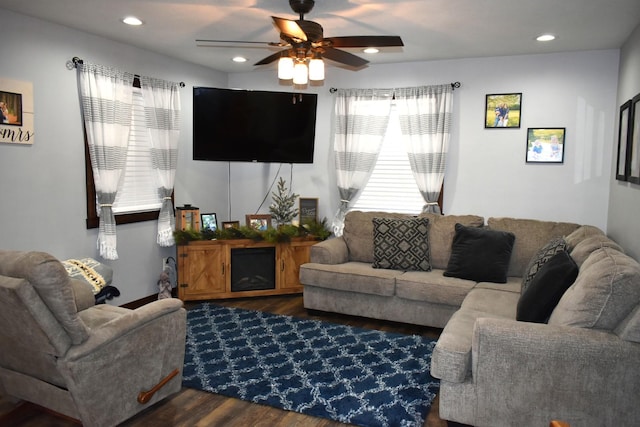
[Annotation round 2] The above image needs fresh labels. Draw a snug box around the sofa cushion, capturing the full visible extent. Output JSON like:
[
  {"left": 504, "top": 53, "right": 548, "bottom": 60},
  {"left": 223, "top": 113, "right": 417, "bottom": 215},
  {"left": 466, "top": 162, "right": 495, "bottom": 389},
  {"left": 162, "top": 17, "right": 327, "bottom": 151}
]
[
  {"left": 343, "top": 211, "right": 412, "bottom": 263},
  {"left": 372, "top": 217, "right": 431, "bottom": 271},
  {"left": 487, "top": 217, "right": 580, "bottom": 277},
  {"left": 444, "top": 224, "right": 515, "bottom": 283},
  {"left": 395, "top": 269, "right": 476, "bottom": 306},
  {"left": 521, "top": 236, "right": 568, "bottom": 294},
  {"left": 299, "top": 261, "right": 401, "bottom": 297},
  {"left": 419, "top": 214, "right": 485, "bottom": 270},
  {"left": 564, "top": 224, "right": 605, "bottom": 250},
  {"left": 549, "top": 247, "right": 640, "bottom": 330},
  {"left": 517, "top": 250, "right": 578, "bottom": 323},
  {"left": 570, "top": 234, "right": 624, "bottom": 267}
]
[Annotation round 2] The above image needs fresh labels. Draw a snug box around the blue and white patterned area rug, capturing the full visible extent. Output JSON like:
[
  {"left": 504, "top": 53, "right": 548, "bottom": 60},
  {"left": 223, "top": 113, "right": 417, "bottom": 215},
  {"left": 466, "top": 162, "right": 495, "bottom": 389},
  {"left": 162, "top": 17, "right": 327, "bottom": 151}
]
[{"left": 182, "top": 303, "right": 440, "bottom": 427}]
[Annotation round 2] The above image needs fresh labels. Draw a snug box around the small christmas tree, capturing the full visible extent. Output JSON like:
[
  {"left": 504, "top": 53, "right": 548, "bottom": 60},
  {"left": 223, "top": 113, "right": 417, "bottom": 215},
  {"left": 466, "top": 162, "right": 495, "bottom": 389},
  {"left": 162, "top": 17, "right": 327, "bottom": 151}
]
[{"left": 269, "top": 177, "right": 299, "bottom": 226}]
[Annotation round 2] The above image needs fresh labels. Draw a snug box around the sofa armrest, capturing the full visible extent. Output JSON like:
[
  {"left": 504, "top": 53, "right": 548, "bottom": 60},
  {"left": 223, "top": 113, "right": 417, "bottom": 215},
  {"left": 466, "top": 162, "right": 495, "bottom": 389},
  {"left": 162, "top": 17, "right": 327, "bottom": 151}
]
[
  {"left": 469, "top": 317, "right": 640, "bottom": 425},
  {"left": 309, "top": 237, "right": 349, "bottom": 264}
]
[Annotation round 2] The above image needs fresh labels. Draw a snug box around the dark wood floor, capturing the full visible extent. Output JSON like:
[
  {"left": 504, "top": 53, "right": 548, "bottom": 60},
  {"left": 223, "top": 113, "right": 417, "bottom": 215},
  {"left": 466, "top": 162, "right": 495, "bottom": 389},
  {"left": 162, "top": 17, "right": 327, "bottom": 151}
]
[{"left": 0, "top": 295, "right": 454, "bottom": 427}]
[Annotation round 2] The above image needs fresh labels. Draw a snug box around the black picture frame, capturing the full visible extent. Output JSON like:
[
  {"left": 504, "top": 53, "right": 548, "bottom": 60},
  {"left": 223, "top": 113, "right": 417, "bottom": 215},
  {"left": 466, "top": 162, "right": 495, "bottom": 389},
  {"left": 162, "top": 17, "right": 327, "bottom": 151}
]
[
  {"left": 222, "top": 220, "right": 240, "bottom": 229},
  {"left": 628, "top": 94, "right": 640, "bottom": 184},
  {"left": 484, "top": 93, "right": 522, "bottom": 128},
  {"left": 200, "top": 212, "right": 218, "bottom": 231},
  {"left": 616, "top": 100, "right": 633, "bottom": 181},
  {"left": 525, "top": 128, "right": 566, "bottom": 164}
]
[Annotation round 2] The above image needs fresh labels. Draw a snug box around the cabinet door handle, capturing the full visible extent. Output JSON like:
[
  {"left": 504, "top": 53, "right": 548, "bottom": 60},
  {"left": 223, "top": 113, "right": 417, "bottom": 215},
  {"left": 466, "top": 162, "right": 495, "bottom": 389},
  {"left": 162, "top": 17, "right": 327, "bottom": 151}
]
[
  {"left": 281, "top": 260, "right": 285, "bottom": 272},
  {"left": 222, "top": 262, "right": 225, "bottom": 275}
]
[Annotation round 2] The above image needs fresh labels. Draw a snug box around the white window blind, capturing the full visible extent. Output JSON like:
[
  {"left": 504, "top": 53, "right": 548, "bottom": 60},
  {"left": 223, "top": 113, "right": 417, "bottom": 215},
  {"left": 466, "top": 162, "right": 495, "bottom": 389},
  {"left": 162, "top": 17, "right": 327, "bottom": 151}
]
[
  {"left": 112, "top": 88, "right": 162, "bottom": 214},
  {"left": 351, "top": 105, "right": 424, "bottom": 214}
]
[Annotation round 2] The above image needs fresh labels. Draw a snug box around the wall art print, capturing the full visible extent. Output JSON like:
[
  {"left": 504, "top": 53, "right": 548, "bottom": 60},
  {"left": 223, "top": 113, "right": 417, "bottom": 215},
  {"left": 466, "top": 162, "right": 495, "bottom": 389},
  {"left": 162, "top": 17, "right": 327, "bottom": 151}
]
[
  {"left": 485, "top": 93, "right": 522, "bottom": 128},
  {"left": 0, "top": 77, "right": 34, "bottom": 145}
]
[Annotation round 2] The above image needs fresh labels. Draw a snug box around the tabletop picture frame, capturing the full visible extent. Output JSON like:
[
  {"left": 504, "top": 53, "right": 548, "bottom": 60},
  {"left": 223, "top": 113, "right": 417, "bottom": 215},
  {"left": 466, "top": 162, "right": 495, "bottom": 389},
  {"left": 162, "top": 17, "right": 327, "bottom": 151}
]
[
  {"left": 222, "top": 220, "right": 240, "bottom": 229},
  {"left": 245, "top": 214, "right": 272, "bottom": 231},
  {"left": 200, "top": 212, "right": 218, "bottom": 232},
  {"left": 525, "top": 128, "right": 566, "bottom": 164},
  {"left": 485, "top": 93, "right": 522, "bottom": 129},
  {"left": 299, "top": 198, "right": 318, "bottom": 225}
]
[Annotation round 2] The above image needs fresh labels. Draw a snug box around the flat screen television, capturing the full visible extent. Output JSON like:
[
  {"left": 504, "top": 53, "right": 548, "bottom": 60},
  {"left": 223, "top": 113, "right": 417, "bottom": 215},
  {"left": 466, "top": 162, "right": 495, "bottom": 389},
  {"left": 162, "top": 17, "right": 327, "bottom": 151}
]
[{"left": 193, "top": 87, "right": 317, "bottom": 163}]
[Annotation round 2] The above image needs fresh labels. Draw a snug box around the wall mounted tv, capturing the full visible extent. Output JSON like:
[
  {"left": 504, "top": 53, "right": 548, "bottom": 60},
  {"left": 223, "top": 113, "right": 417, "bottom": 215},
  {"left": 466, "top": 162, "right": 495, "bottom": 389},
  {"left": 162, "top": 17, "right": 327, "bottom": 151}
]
[{"left": 193, "top": 87, "right": 317, "bottom": 163}]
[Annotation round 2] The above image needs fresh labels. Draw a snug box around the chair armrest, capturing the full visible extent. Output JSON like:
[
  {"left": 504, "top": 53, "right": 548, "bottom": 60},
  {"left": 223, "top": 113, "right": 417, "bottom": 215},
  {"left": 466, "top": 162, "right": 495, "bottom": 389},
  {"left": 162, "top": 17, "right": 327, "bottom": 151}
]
[
  {"left": 64, "top": 298, "right": 185, "bottom": 361},
  {"left": 309, "top": 237, "right": 349, "bottom": 264},
  {"left": 469, "top": 317, "right": 640, "bottom": 424},
  {"left": 58, "top": 298, "right": 187, "bottom": 424}
]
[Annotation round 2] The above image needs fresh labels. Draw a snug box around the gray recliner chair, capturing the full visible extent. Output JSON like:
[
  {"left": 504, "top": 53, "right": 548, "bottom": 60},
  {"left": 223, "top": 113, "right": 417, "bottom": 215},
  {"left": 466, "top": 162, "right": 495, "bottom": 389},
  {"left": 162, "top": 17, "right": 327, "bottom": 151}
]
[{"left": 0, "top": 250, "right": 187, "bottom": 427}]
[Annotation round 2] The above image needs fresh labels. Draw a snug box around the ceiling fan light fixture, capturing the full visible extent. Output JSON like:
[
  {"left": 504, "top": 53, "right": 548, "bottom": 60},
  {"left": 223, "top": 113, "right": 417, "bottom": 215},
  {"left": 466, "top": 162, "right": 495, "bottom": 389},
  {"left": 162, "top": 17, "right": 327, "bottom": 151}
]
[
  {"left": 363, "top": 47, "right": 379, "bottom": 54},
  {"left": 309, "top": 57, "right": 324, "bottom": 81},
  {"left": 278, "top": 56, "right": 294, "bottom": 79},
  {"left": 232, "top": 56, "right": 248, "bottom": 63},
  {"left": 293, "top": 61, "right": 309, "bottom": 85}
]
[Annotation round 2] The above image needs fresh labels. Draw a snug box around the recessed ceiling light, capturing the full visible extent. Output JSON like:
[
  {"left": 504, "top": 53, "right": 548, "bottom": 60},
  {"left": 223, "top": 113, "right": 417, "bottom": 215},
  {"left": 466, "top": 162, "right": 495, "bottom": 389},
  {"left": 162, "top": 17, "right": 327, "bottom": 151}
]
[
  {"left": 232, "top": 56, "right": 248, "bottom": 63},
  {"left": 536, "top": 34, "right": 556, "bottom": 42},
  {"left": 363, "top": 47, "right": 379, "bottom": 54},
  {"left": 122, "top": 16, "right": 143, "bottom": 26}
]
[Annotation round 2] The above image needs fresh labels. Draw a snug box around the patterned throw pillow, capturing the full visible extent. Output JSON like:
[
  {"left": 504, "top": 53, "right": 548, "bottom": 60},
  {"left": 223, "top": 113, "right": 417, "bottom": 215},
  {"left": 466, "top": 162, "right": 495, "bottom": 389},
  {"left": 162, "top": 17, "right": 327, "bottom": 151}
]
[
  {"left": 521, "top": 237, "right": 567, "bottom": 294},
  {"left": 372, "top": 217, "right": 431, "bottom": 271}
]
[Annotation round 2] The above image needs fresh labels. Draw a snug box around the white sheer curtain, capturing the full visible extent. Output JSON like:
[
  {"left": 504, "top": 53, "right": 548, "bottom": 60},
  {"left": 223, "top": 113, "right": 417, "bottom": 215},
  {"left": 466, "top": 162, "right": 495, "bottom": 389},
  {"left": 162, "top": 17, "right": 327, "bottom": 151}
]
[
  {"left": 395, "top": 85, "right": 453, "bottom": 214},
  {"left": 332, "top": 88, "right": 393, "bottom": 236},
  {"left": 140, "top": 76, "right": 181, "bottom": 246},
  {"left": 78, "top": 63, "right": 134, "bottom": 260}
]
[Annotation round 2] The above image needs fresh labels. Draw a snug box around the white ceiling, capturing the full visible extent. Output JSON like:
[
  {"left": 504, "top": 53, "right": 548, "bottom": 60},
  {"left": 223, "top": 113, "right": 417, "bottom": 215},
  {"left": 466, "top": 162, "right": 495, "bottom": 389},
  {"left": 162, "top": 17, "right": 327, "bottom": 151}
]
[{"left": 1, "top": 0, "right": 640, "bottom": 74}]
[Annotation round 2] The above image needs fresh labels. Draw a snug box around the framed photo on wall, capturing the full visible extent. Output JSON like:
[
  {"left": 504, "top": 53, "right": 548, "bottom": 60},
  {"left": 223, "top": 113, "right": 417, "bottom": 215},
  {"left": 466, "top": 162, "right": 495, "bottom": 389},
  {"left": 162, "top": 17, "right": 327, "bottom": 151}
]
[
  {"left": 525, "top": 128, "right": 565, "bottom": 164},
  {"left": 485, "top": 93, "right": 522, "bottom": 128},
  {"left": 616, "top": 100, "right": 633, "bottom": 181},
  {"left": 246, "top": 214, "right": 272, "bottom": 231},
  {"left": 627, "top": 94, "right": 640, "bottom": 184}
]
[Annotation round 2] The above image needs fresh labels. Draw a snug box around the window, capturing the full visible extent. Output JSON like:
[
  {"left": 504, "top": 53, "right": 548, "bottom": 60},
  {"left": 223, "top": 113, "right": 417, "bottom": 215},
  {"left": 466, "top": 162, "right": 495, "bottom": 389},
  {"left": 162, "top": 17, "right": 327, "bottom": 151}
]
[
  {"left": 351, "top": 105, "right": 425, "bottom": 214},
  {"left": 84, "top": 85, "right": 165, "bottom": 228}
]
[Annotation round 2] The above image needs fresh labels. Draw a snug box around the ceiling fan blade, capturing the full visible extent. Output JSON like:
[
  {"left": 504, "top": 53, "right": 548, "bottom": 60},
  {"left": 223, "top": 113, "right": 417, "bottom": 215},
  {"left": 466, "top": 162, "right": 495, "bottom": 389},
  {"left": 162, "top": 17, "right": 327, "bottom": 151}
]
[
  {"left": 196, "top": 39, "right": 275, "bottom": 46},
  {"left": 324, "top": 35, "right": 404, "bottom": 48},
  {"left": 322, "top": 47, "right": 369, "bottom": 68},
  {"left": 255, "top": 50, "right": 286, "bottom": 66},
  {"left": 272, "top": 16, "right": 307, "bottom": 41}
]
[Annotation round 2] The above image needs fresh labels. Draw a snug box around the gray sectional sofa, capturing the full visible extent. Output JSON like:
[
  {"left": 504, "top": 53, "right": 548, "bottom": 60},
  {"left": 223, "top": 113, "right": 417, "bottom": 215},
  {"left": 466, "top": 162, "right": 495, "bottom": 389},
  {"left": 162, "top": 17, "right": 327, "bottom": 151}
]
[{"left": 299, "top": 211, "right": 640, "bottom": 427}]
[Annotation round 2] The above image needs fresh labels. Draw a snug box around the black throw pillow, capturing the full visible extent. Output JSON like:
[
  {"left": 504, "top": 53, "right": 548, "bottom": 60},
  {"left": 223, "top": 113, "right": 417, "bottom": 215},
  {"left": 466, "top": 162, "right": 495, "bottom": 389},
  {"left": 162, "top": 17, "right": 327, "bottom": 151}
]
[
  {"left": 443, "top": 223, "right": 515, "bottom": 283},
  {"left": 516, "top": 250, "right": 579, "bottom": 323}
]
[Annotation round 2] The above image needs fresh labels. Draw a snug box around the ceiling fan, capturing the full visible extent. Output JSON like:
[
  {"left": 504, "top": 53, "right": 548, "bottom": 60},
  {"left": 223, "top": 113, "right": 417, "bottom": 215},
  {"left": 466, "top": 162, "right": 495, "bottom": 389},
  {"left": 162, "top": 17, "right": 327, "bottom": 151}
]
[{"left": 196, "top": 0, "right": 404, "bottom": 82}]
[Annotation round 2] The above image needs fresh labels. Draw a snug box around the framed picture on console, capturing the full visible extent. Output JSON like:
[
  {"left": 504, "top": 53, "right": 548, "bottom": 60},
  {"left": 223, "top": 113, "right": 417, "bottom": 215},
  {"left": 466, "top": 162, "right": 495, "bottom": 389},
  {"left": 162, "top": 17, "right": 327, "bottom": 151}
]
[
  {"left": 222, "top": 221, "right": 240, "bottom": 229},
  {"left": 484, "top": 93, "right": 522, "bottom": 128},
  {"left": 246, "top": 214, "right": 272, "bottom": 231},
  {"left": 201, "top": 213, "right": 218, "bottom": 231},
  {"left": 299, "top": 198, "right": 318, "bottom": 225}
]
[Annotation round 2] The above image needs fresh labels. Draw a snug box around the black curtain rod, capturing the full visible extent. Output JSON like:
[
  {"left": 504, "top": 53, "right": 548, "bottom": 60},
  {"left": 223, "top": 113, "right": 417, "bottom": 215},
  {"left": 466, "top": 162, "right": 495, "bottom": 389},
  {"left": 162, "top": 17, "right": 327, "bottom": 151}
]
[
  {"left": 68, "top": 57, "right": 186, "bottom": 88},
  {"left": 329, "top": 82, "right": 461, "bottom": 93}
]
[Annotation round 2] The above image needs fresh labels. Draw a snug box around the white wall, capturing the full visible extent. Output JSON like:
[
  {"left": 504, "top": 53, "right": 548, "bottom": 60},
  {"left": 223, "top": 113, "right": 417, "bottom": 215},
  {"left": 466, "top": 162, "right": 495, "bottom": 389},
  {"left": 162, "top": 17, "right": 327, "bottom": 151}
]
[
  {"left": 0, "top": 7, "right": 627, "bottom": 304},
  {"left": 230, "top": 49, "right": 619, "bottom": 230},
  {"left": 608, "top": 22, "right": 640, "bottom": 260},
  {"left": 0, "top": 9, "right": 228, "bottom": 303}
]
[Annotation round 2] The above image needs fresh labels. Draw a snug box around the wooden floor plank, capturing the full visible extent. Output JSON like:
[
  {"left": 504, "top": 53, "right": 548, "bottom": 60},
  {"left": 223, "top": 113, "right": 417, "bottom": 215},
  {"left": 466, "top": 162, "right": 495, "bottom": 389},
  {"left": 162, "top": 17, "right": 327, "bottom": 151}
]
[{"left": 0, "top": 295, "right": 450, "bottom": 427}]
